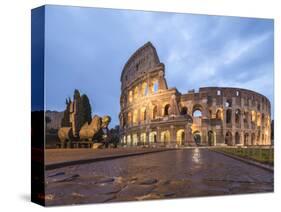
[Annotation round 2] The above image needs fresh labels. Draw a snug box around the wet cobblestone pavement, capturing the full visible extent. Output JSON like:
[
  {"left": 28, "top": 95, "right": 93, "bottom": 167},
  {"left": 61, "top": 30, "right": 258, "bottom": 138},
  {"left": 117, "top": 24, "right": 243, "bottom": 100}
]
[{"left": 45, "top": 148, "right": 273, "bottom": 206}]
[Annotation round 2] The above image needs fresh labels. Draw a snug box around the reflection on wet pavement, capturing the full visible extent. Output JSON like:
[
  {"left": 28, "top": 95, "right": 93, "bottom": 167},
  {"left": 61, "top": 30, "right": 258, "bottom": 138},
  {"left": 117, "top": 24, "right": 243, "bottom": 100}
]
[{"left": 45, "top": 148, "right": 273, "bottom": 206}]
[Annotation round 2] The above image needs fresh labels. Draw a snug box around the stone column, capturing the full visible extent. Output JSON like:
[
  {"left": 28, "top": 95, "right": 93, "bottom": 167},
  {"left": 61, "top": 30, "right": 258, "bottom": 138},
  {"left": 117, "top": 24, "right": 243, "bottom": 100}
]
[
  {"left": 146, "top": 127, "right": 150, "bottom": 145},
  {"left": 170, "top": 125, "right": 176, "bottom": 144}
]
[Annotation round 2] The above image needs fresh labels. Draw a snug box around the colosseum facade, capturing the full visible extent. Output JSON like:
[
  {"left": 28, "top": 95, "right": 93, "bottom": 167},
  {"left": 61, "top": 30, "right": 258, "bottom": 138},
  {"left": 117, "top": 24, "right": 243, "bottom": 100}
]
[{"left": 119, "top": 42, "right": 271, "bottom": 147}]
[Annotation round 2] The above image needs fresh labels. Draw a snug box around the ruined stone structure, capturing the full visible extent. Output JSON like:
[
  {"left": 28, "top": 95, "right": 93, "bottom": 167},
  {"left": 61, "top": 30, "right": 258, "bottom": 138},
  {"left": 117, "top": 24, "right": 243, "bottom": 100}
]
[{"left": 119, "top": 42, "right": 271, "bottom": 147}]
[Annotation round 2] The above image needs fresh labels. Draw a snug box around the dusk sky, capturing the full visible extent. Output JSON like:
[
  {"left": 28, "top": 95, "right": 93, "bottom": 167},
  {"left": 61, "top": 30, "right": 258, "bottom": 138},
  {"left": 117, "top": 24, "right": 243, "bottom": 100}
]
[{"left": 44, "top": 5, "right": 274, "bottom": 128}]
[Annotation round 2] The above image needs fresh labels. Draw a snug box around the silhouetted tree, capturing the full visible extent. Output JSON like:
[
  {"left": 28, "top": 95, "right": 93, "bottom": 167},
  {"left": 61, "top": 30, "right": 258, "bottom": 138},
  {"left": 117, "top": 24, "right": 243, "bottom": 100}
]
[
  {"left": 81, "top": 94, "right": 92, "bottom": 124},
  {"left": 61, "top": 98, "right": 71, "bottom": 127}
]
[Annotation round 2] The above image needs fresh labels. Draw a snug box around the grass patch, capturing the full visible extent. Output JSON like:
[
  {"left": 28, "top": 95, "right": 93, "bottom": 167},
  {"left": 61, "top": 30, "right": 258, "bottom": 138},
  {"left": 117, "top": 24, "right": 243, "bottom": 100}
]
[{"left": 214, "top": 147, "right": 274, "bottom": 166}]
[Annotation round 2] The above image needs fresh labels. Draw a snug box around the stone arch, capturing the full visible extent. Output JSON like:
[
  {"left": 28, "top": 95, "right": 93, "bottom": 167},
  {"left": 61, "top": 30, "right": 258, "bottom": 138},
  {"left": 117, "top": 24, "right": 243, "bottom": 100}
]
[
  {"left": 225, "top": 131, "right": 232, "bottom": 145},
  {"left": 192, "top": 104, "right": 203, "bottom": 117},
  {"left": 140, "top": 132, "right": 146, "bottom": 144},
  {"left": 127, "top": 135, "right": 131, "bottom": 145},
  {"left": 208, "top": 130, "right": 215, "bottom": 146},
  {"left": 257, "top": 130, "right": 261, "bottom": 145},
  {"left": 176, "top": 129, "right": 185, "bottom": 145},
  {"left": 152, "top": 80, "right": 159, "bottom": 93},
  {"left": 141, "top": 107, "right": 147, "bottom": 122},
  {"left": 161, "top": 130, "right": 170, "bottom": 143},
  {"left": 142, "top": 82, "right": 148, "bottom": 96},
  {"left": 235, "top": 109, "right": 241, "bottom": 125},
  {"left": 225, "top": 99, "right": 232, "bottom": 107},
  {"left": 193, "top": 130, "right": 201, "bottom": 145},
  {"left": 152, "top": 105, "right": 157, "bottom": 119},
  {"left": 133, "top": 110, "right": 138, "bottom": 124},
  {"left": 251, "top": 133, "right": 255, "bottom": 145},
  {"left": 243, "top": 111, "right": 249, "bottom": 125},
  {"left": 235, "top": 132, "right": 240, "bottom": 145},
  {"left": 149, "top": 131, "right": 157, "bottom": 143},
  {"left": 164, "top": 104, "right": 170, "bottom": 116},
  {"left": 226, "top": 109, "right": 232, "bottom": 124},
  {"left": 244, "top": 133, "right": 249, "bottom": 145},
  {"left": 133, "top": 86, "right": 139, "bottom": 100},
  {"left": 216, "top": 109, "right": 223, "bottom": 120},
  {"left": 132, "top": 134, "right": 138, "bottom": 145},
  {"left": 251, "top": 110, "right": 256, "bottom": 123}
]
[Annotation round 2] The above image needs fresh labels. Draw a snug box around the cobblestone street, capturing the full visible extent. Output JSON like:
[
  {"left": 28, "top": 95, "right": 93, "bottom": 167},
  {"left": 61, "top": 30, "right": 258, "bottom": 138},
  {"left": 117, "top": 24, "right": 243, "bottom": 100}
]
[{"left": 45, "top": 148, "right": 273, "bottom": 206}]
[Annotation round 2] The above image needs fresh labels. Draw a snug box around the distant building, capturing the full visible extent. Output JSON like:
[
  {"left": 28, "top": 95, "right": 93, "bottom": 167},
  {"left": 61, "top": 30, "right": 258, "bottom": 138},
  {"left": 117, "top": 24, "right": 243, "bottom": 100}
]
[
  {"left": 45, "top": 111, "right": 64, "bottom": 130},
  {"left": 119, "top": 42, "right": 271, "bottom": 147}
]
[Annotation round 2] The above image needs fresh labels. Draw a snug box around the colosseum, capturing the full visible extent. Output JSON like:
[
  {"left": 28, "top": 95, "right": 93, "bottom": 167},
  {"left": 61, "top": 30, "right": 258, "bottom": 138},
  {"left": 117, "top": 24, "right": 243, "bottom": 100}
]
[{"left": 119, "top": 42, "right": 271, "bottom": 147}]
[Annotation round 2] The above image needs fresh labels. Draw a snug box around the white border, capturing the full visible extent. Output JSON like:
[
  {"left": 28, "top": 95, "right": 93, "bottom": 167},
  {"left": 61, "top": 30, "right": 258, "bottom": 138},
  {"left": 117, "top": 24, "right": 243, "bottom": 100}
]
[{"left": 0, "top": 0, "right": 280, "bottom": 211}]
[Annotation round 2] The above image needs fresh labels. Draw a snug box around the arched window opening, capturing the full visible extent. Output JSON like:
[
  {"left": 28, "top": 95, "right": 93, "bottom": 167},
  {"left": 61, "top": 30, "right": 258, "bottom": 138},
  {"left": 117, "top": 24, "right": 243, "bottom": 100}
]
[
  {"left": 244, "top": 133, "right": 249, "bottom": 145},
  {"left": 235, "top": 132, "right": 240, "bottom": 144},
  {"left": 251, "top": 133, "right": 255, "bottom": 145},
  {"left": 225, "top": 131, "right": 232, "bottom": 145},
  {"left": 161, "top": 131, "right": 170, "bottom": 143},
  {"left": 225, "top": 99, "right": 232, "bottom": 107},
  {"left": 193, "top": 131, "right": 201, "bottom": 145},
  {"left": 141, "top": 108, "right": 147, "bottom": 121},
  {"left": 152, "top": 105, "right": 157, "bottom": 119},
  {"left": 133, "top": 110, "right": 138, "bottom": 124},
  {"left": 235, "top": 109, "right": 241, "bottom": 124},
  {"left": 142, "top": 82, "right": 148, "bottom": 96},
  {"left": 216, "top": 109, "right": 223, "bottom": 120},
  {"left": 164, "top": 104, "right": 170, "bottom": 116},
  {"left": 208, "top": 131, "right": 215, "bottom": 146},
  {"left": 236, "top": 91, "right": 240, "bottom": 96},
  {"left": 176, "top": 129, "right": 185, "bottom": 145},
  {"left": 217, "top": 90, "right": 221, "bottom": 96},
  {"left": 226, "top": 109, "right": 232, "bottom": 124},
  {"left": 153, "top": 81, "right": 159, "bottom": 93},
  {"left": 251, "top": 111, "right": 256, "bottom": 123},
  {"left": 149, "top": 131, "right": 157, "bottom": 143},
  {"left": 127, "top": 135, "right": 131, "bottom": 145},
  {"left": 193, "top": 109, "right": 202, "bottom": 117},
  {"left": 257, "top": 131, "right": 261, "bottom": 145},
  {"left": 140, "top": 133, "right": 146, "bottom": 144}
]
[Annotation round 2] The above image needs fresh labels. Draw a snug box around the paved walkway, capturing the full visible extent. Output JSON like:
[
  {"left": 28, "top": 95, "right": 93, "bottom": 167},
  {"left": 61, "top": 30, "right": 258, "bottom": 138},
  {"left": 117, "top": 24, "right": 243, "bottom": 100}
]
[
  {"left": 45, "top": 147, "right": 171, "bottom": 169},
  {"left": 45, "top": 148, "right": 273, "bottom": 206}
]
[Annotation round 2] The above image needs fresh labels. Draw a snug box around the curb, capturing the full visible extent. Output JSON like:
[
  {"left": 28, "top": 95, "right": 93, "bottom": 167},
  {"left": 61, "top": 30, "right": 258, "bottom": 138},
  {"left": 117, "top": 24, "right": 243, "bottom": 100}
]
[
  {"left": 45, "top": 148, "right": 174, "bottom": 170},
  {"left": 210, "top": 149, "right": 273, "bottom": 172}
]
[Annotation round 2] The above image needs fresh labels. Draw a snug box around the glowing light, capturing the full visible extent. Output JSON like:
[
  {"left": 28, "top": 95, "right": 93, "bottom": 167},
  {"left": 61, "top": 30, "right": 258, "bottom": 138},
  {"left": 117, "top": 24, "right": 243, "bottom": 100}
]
[{"left": 192, "top": 147, "right": 201, "bottom": 164}]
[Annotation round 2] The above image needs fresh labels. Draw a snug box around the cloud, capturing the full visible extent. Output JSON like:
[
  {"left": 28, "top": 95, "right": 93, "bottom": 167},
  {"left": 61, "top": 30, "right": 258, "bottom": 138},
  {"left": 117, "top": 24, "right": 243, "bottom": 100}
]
[{"left": 44, "top": 6, "right": 274, "bottom": 127}]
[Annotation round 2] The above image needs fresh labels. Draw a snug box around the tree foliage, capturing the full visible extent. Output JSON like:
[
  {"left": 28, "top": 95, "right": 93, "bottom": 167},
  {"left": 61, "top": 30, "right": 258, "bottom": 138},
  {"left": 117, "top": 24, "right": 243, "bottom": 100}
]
[
  {"left": 81, "top": 94, "right": 92, "bottom": 124},
  {"left": 61, "top": 98, "right": 71, "bottom": 127}
]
